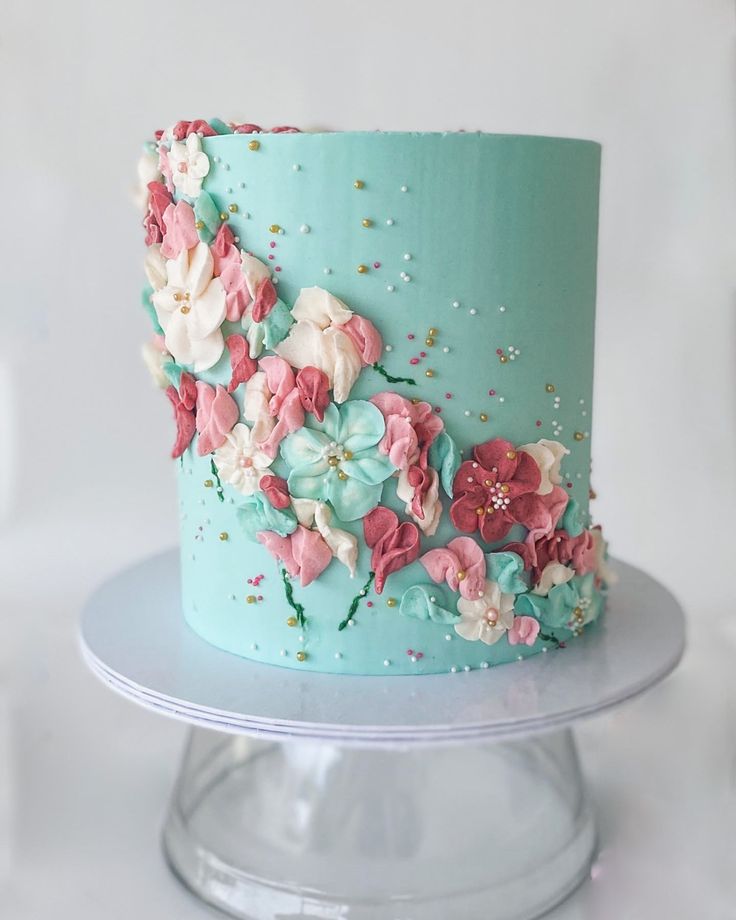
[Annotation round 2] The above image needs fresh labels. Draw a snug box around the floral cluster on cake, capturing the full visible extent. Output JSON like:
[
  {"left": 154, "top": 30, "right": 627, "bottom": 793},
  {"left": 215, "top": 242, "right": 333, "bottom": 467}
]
[{"left": 138, "top": 119, "right": 612, "bottom": 651}]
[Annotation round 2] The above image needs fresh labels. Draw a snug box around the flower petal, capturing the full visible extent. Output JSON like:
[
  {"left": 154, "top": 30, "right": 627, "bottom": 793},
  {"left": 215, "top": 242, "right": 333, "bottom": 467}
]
[
  {"left": 336, "top": 400, "right": 386, "bottom": 453},
  {"left": 341, "top": 452, "right": 396, "bottom": 486},
  {"left": 327, "top": 474, "right": 383, "bottom": 522},
  {"left": 291, "top": 286, "right": 353, "bottom": 328},
  {"left": 280, "top": 426, "right": 331, "bottom": 471},
  {"left": 188, "top": 279, "right": 226, "bottom": 339}
]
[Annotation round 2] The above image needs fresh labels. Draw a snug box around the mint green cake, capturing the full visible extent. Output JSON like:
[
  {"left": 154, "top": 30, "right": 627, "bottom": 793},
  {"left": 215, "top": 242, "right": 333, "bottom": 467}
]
[{"left": 138, "top": 121, "right": 612, "bottom": 675}]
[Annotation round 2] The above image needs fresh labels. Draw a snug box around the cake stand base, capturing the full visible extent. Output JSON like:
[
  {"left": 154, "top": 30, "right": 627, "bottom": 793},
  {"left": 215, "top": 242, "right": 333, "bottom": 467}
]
[
  {"left": 163, "top": 727, "right": 594, "bottom": 920},
  {"left": 80, "top": 552, "right": 684, "bottom": 920}
]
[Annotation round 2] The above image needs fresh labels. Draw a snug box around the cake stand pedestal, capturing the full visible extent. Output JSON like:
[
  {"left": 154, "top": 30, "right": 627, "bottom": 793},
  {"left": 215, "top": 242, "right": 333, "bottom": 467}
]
[{"left": 80, "top": 551, "right": 684, "bottom": 920}]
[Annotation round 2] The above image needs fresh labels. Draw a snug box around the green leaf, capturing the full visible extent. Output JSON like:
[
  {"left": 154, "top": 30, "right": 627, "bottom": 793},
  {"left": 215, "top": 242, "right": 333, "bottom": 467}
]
[
  {"left": 194, "top": 190, "right": 221, "bottom": 244},
  {"left": 428, "top": 431, "right": 461, "bottom": 497},
  {"left": 141, "top": 286, "right": 164, "bottom": 335},
  {"left": 486, "top": 551, "right": 528, "bottom": 594},
  {"left": 399, "top": 584, "right": 459, "bottom": 624},
  {"left": 261, "top": 300, "right": 294, "bottom": 350},
  {"left": 236, "top": 493, "right": 297, "bottom": 541}
]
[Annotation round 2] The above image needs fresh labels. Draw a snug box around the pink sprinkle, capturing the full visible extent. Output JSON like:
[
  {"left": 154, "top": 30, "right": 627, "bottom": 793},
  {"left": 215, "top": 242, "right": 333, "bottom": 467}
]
[
  {"left": 407, "top": 649, "right": 414, "bottom": 656},
  {"left": 268, "top": 254, "right": 275, "bottom": 260},
  {"left": 407, "top": 333, "right": 415, "bottom": 340},
  {"left": 367, "top": 601, "right": 373, "bottom": 608},
  {"left": 275, "top": 266, "right": 281, "bottom": 271},
  {"left": 257, "top": 595, "right": 263, "bottom": 601},
  {"left": 269, "top": 241, "right": 276, "bottom": 248},
  {"left": 247, "top": 578, "right": 253, "bottom": 584},
  {"left": 410, "top": 357, "right": 419, "bottom": 365},
  {"left": 416, "top": 652, "right": 424, "bottom": 660},
  {"left": 488, "top": 389, "right": 496, "bottom": 396},
  {"left": 373, "top": 261, "right": 381, "bottom": 269},
  {"left": 496, "top": 348, "right": 503, "bottom": 356},
  {"left": 434, "top": 406, "right": 442, "bottom": 413},
  {"left": 567, "top": 482, "right": 573, "bottom": 489},
  {"left": 420, "top": 351, "right": 427, "bottom": 358},
  {"left": 536, "top": 419, "right": 542, "bottom": 427},
  {"left": 445, "top": 393, "right": 452, "bottom": 399}
]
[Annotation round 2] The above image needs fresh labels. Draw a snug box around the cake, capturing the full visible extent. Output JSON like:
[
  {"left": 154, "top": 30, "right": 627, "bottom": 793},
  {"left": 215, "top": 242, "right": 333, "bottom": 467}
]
[{"left": 138, "top": 120, "right": 613, "bottom": 675}]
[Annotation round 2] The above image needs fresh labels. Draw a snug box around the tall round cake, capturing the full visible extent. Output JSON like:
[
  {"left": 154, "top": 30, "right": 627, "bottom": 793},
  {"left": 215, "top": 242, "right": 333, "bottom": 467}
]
[{"left": 138, "top": 121, "right": 612, "bottom": 675}]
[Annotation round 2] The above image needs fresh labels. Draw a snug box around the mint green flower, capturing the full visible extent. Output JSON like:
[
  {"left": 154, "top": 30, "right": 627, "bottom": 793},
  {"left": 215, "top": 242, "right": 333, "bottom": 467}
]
[
  {"left": 516, "top": 573, "right": 603, "bottom": 629},
  {"left": 280, "top": 400, "right": 396, "bottom": 521}
]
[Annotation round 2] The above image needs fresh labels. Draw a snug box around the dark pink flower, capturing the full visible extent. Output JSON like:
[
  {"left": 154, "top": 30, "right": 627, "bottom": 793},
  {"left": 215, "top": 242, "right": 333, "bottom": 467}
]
[
  {"left": 419, "top": 536, "right": 486, "bottom": 600},
  {"left": 363, "top": 507, "right": 421, "bottom": 594},
  {"left": 506, "top": 523, "right": 596, "bottom": 584},
  {"left": 450, "top": 438, "right": 547, "bottom": 543},
  {"left": 371, "top": 392, "right": 443, "bottom": 471},
  {"left": 166, "top": 385, "right": 196, "bottom": 459},
  {"left": 171, "top": 119, "right": 219, "bottom": 140},
  {"left": 251, "top": 278, "right": 278, "bottom": 323},
  {"left": 260, "top": 475, "right": 291, "bottom": 510},
  {"left": 295, "top": 366, "right": 330, "bottom": 422},
  {"left": 226, "top": 334, "right": 257, "bottom": 392},
  {"left": 257, "top": 526, "right": 332, "bottom": 587},
  {"left": 160, "top": 200, "right": 198, "bottom": 259},
  {"left": 341, "top": 315, "right": 383, "bottom": 365},
  {"left": 195, "top": 382, "right": 239, "bottom": 456},
  {"left": 143, "top": 181, "right": 172, "bottom": 246},
  {"left": 211, "top": 223, "right": 239, "bottom": 276}
]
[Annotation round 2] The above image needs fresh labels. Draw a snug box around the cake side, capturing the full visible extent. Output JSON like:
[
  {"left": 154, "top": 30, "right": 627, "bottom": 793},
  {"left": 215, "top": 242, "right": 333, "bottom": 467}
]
[{"left": 138, "top": 122, "right": 612, "bottom": 675}]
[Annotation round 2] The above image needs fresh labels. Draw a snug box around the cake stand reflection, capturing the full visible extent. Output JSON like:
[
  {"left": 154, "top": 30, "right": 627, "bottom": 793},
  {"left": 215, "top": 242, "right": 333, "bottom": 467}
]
[{"left": 80, "top": 551, "right": 684, "bottom": 920}]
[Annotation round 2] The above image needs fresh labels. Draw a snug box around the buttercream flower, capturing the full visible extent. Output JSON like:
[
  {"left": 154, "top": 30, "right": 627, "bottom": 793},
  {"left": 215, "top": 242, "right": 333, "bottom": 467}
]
[
  {"left": 226, "top": 334, "right": 258, "bottom": 392},
  {"left": 591, "top": 527, "right": 616, "bottom": 588},
  {"left": 195, "top": 381, "right": 239, "bottom": 456},
  {"left": 221, "top": 251, "right": 273, "bottom": 323},
  {"left": 152, "top": 242, "right": 226, "bottom": 372},
  {"left": 144, "top": 245, "right": 167, "bottom": 291},
  {"left": 533, "top": 562, "right": 574, "bottom": 596},
  {"left": 160, "top": 199, "right": 198, "bottom": 259},
  {"left": 257, "top": 525, "right": 332, "bottom": 587},
  {"left": 296, "top": 367, "right": 331, "bottom": 422},
  {"left": 275, "top": 287, "right": 362, "bottom": 403},
  {"left": 143, "top": 181, "right": 172, "bottom": 245},
  {"left": 243, "top": 372, "right": 276, "bottom": 444},
  {"left": 171, "top": 119, "right": 219, "bottom": 140},
  {"left": 251, "top": 356, "right": 306, "bottom": 459},
  {"left": 260, "top": 475, "right": 291, "bottom": 510},
  {"left": 396, "top": 466, "right": 442, "bottom": 535},
  {"left": 516, "top": 573, "right": 603, "bottom": 630},
  {"left": 508, "top": 616, "right": 541, "bottom": 647},
  {"left": 280, "top": 400, "right": 396, "bottom": 521},
  {"left": 420, "top": 536, "right": 486, "bottom": 601},
  {"left": 518, "top": 439, "right": 569, "bottom": 495},
  {"left": 168, "top": 133, "right": 210, "bottom": 198},
  {"left": 506, "top": 526, "right": 596, "bottom": 584},
  {"left": 341, "top": 314, "right": 383, "bottom": 365},
  {"left": 213, "top": 423, "right": 272, "bottom": 494},
  {"left": 450, "top": 438, "right": 550, "bottom": 543},
  {"left": 293, "top": 498, "right": 359, "bottom": 577},
  {"left": 455, "top": 579, "right": 515, "bottom": 645},
  {"left": 135, "top": 147, "right": 163, "bottom": 212},
  {"left": 165, "top": 379, "right": 196, "bottom": 459},
  {"left": 141, "top": 337, "right": 171, "bottom": 388},
  {"left": 363, "top": 506, "right": 421, "bottom": 593}
]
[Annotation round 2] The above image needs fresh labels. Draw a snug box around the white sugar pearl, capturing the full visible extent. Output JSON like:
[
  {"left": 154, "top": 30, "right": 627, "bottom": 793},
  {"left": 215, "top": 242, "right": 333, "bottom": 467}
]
[
  {"left": 385, "top": 344, "right": 393, "bottom": 352},
  {"left": 226, "top": 186, "right": 233, "bottom": 194},
  {"left": 387, "top": 284, "right": 395, "bottom": 292},
  {"left": 384, "top": 659, "right": 391, "bottom": 667},
  {"left": 499, "top": 305, "right": 506, "bottom": 312},
  {"left": 347, "top": 618, "right": 355, "bottom": 627},
  {"left": 213, "top": 155, "right": 220, "bottom": 163},
  {"left": 300, "top": 224, "right": 310, "bottom": 233},
  {"left": 445, "top": 634, "right": 452, "bottom": 641},
  {"left": 469, "top": 308, "right": 478, "bottom": 315},
  {"left": 452, "top": 300, "right": 460, "bottom": 308},
  {"left": 442, "top": 346, "right": 450, "bottom": 353},
  {"left": 498, "top": 397, "right": 505, "bottom": 403},
  {"left": 403, "top": 274, "right": 411, "bottom": 282},
  {"left": 480, "top": 661, "right": 489, "bottom": 669},
  {"left": 403, "top": 253, "right": 412, "bottom": 261},
  {"left": 298, "top": 635, "right": 305, "bottom": 643},
  {"left": 323, "top": 267, "right": 331, "bottom": 274},
  {"left": 386, "top": 218, "right": 394, "bottom": 226},
  {"left": 464, "top": 665, "right": 471, "bottom": 672},
  {"left": 292, "top": 163, "right": 300, "bottom": 171},
  {"left": 464, "top": 410, "right": 471, "bottom": 417},
  {"left": 280, "top": 649, "right": 287, "bottom": 657},
  {"left": 400, "top": 184, "right": 408, "bottom": 192},
  {"left": 251, "top": 643, "right": 258, "bottom": 651},
  {"left": 334, "top": 652, "right": 342, "bottom": 659},
  {"left": 410, "top": 655, "right": 417, "bottom": 663}
]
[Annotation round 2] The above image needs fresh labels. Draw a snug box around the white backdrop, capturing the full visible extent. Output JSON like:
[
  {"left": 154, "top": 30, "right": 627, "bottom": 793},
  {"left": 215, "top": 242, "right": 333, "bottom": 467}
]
[{"left": 1, "top": 2, "right": 734, "bottom": 918}]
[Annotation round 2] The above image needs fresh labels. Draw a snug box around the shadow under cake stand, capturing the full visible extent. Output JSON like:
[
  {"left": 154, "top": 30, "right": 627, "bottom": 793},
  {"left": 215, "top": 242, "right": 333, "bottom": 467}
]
[{"left": 80, "top": 551, "right": 684, "bottom": 920}]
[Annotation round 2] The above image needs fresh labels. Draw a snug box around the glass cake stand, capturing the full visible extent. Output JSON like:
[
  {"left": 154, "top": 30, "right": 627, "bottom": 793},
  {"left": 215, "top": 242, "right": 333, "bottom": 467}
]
[{"left": 80, "top": 551, "right": 685, "bottom": 920}]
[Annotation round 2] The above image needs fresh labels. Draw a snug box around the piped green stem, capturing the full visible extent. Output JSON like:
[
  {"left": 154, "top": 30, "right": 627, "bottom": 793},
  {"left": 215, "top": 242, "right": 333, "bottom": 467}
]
[
  {"left": 371, "top": 363, "right": 417, "bottom": 386},
  {"left": 338, "top": 571, "right": 376, "bottom": 631},
  {"left": 281, "top": 567, "right": 306, "bottom": 627},
  {"left": 210, "top": 458, "right": 225, "bottom": 503}
]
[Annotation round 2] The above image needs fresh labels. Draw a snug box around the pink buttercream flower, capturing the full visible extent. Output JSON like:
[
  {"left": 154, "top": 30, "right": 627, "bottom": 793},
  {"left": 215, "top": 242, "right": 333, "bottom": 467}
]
[
  {"left": 295, "top": 366, "right": 330, "bottom": 422},
  {"left": 158, "top": 145, "right": 173, "bottom": 192},
  {"left": 250, "top": 356, "right": 306, "bottom": 459},
  {"left": 257, "top": 525, "right": 332, "bottom": 587},
  {"left": 226, "top": 334, "right": 258, "bottom": 392},
  {"left": 260, "top": 475, "right": 291, "bottom": 510},
  {"left": 211, "top": 223, "right": 240, "bottom": 276},
  {"left": 341, "top": 314, "right": 383, "bottom": 365},
  {"left": 419, "top": 536, "right": 486, "bottom": 601},
  {"left": 171, "top": 119, "right": 219, "bottom": 140},
  {"left": 508, "top": 616, "right": 541, "bottom": 647},
  {"left": 506, "top": 523, "right": 596, "bottom": 584},
  {"left": 450, "top": 438, "right": 548, "bottom": 544},
  {"left": 166, "top": 384, "right": 196, "bottom": 458},
  {"left": 143, "top": 181, "right": 173, "bottom": 247},
  {"left": 194, "top": 381, "right": 239, "bottom": 456},
  {"left": 160, "top": 200, "right": 199, "bottom": 260},
  {"left": 363, "top": 506, "right": 421, "bottom": 594},
  {"left": 219, "top": 252, "right": 272, "bottom": 323},
  {"left": 251, "top": 277, "right": 278, "bottom": 323}
]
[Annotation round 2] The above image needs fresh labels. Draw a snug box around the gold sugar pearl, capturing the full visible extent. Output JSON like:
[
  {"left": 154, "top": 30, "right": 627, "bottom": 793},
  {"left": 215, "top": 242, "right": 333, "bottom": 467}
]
[
  {"left": 204, "top": 479, "right": 214, "bottom": 488},
  {"left": 180, "top": 305, "right": 190, "bottom": 314},
  {"left": 425, "top": 337, "right": 434, "bottom": 346},
  {"left": 343, "top": 449, "right": 354, "bottom": 460},
  {"left": 484, "top": 479, "right": 493, "bottom": 487},
  {"left": 479, "top": 413, "right": 488, "bottom": 422},
  {"left": 296, "top": 651, "right": 307, "bottom": 662},
  {"left": 287, "top": 616, "right": 298, "bottom": 627},
  {"left": 428, "top": 327, "right": 438, "bottom": 336},
  {"left": 475, "top": 507, "right": 485, "bottom": 516},
  {"left": 357, "top": 264, "right": 368, "bottom": 274},
  {"left": 545, "top": 383, "right": 556, "bottom": 393},
  {"left": 361, "top": 218, "right": 373, "bottom": 227},
  {"left": 500, "top": 483, "right": 510, "bottom": 493},
  {"left": 456, "top": 570, "right": 466, "bottom": 581},
  {"left": 410, "top": 398, "right": 420, "bottom": 405},
  {"left": 195, "top": 220, "right": 205, "bottom": 230},
  {"left": 386, "top": 597, "right": 397, "bottom": 608},
  {"left": 499, "top": 355, "right": 509, "bottom": 364},
  {"left": 228, "top": 203, "right": 238, "bottom": 213},
  {"left": 337, "top": 470, "right": 348, "bottom": 480},
  {"left": 425, "top": 369, "right": 435, "bottom": 378},
  {"left": 269, "top": 224, "right": 281, "bottom": 234},
  {"left": 506, "top": 450, "right": 517, "bottom": 460},
  {"left": 219, "top": 532, "right": 229, "bottom": 541},
  {"left": 246, "top": 595, "right": 257, "bottom": 604},
  {"left": 354, "top": 179, "right": 364, "bottom": 189},
  {"left": 248, "top": 139, "right": 260, "bottom": 151},
  {"left": 327, "top": 455, "right": 339, "bottom": 467},
  {"left": 219, "top": 212, "right": 229, "bottom": 221},
  {"left": 574, "top": 431, "right": 585, "bottom": 441}
]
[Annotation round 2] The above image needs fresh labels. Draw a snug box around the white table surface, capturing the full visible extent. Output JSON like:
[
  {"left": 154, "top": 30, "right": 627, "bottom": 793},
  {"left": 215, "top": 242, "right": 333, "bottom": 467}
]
[{"left": 2, "top": 490, "right": 734, "bottom": 920}]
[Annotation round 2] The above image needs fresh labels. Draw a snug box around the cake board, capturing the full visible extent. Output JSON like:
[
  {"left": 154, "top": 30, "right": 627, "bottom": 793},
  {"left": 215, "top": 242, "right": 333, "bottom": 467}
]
[{"left": 80, "top": 551, "right": 685, "bottom": 920}]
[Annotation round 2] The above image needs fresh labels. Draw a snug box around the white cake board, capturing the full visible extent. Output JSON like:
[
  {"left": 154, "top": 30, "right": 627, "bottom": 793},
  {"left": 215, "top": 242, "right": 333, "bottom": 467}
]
[{"left": 80, "top": 552, "right": 685, "bottom": 920}]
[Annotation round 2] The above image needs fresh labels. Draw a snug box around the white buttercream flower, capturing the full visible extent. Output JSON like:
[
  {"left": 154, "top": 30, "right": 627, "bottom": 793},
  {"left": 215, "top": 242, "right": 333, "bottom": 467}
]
[
  {"left": 395, "top": 467, "right": 442, "bottom": 536},
  {"left": 152, "top": 242, "right": 226, "bottom": 372},
  {"left": 144, "top": 245, "right": 167, "bottom": 291},
  {"left": 275, "top": 286, "right": 362, "bottom": 403},
  {"left": 455, "top": 579, "right": 515, "bottom": 645},
  {"left": 168, "top": 134, "right": 210, "bottom": 199},
  {"left": 134, "top": 146, "right": 162, "bottom": 211},
  {"left": 519, "top": 439, "right": 570, "bottom": 495},
  {"left": 141, "top": 339, "right": 171, "bottom": 388},
  {"left": 291, "top": 498, "right": 358, "bottom": 577},
  {"left": 213, "top": 423, "right": 272, "bottom": 495},
  {"left": 243, "top": 371, "right": 276, "bottom": 444},
  {"left": 533, "top": 562, "right": 574, "bottom": 597}
]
